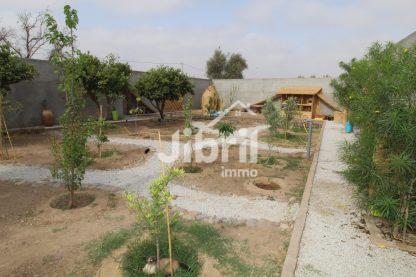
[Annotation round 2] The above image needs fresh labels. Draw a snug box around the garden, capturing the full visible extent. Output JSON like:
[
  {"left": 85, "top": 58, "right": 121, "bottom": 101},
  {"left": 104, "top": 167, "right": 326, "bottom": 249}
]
[{"left": 0, "top": 5, "right": 321, "bottom": 277}]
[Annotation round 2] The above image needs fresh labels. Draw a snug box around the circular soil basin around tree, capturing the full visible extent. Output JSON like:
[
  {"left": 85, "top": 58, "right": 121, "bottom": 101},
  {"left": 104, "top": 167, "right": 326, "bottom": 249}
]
[
  {"left": 50, "top": 192, "right": 95, "bottom": 210},
  {"left": 245, "top": 177, "right": 285, "bottom": 197}
]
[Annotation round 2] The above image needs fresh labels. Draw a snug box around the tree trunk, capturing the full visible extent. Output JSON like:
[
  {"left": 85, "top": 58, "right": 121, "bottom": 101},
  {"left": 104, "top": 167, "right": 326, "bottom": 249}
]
[
  {"left": 68, "top": 188, "right": 75, "bottom": 209},
  {"left": 156, "top": 238, "right": 160, "bottom": 270}
]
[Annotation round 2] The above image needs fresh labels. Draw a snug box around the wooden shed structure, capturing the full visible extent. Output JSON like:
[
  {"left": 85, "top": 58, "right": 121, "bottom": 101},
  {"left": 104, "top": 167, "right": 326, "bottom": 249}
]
[{"left": 250, "top": 86, "right": 339, "bottom": 119}]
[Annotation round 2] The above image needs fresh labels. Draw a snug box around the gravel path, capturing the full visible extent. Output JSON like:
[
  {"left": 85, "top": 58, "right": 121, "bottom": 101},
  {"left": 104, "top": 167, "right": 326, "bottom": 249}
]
[
  {"left": 296, "top": 121, "right": 416, "bottom": 277},
  {"left": 0, "top": 136, "right": 303, "bottom": 223}
]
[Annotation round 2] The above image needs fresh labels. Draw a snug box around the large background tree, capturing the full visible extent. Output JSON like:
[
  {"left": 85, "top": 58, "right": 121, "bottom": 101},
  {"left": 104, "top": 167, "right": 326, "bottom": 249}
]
[
  {"left": 333, "top": 42, "right": 416, "bottom": 238},
  {"left": 0, "top": 11, "right": 48, "bottom": 58},
  {"left": 99, "top": 54, "right": 131, "bottom": 116},
  {"left": 206, "top": 49, "right": 248, "bottom": 79},
  {"left": 135, "top": 66, "right": 194, "bottom": 120},
  {"left": 0, "top": 43, "right": 37, "bottom": 158}
]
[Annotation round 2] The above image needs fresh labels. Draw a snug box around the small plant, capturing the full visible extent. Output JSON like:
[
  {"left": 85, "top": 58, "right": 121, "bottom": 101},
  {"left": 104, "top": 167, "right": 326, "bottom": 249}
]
[
  {"left": 92, "top": 107, "right": 109, "bottom": 158},
  {"left": 125, "top": 167, "right": 184, "bottom": 268},
  {"left": 183, "top": 96, "right": 200, "bottom": 173},
  {"left": 262, "top": 98, "right": 282, "bottom": 136},
  {"left": 281, "top": 97, "right": 299, "bottom": 139},
  {"left": 217, "top": 122, "right": 235, "bottom": 141}
]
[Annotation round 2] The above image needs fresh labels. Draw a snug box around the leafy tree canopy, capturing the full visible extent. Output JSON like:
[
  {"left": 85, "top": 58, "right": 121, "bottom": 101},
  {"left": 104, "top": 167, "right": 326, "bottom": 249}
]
[
  {"left": 206, "top": 49, "right": 248, "bottom": 79},
  {"left": 0, "top": 44, "right": 37, "bottom": 96},
  {"left": 99, "top": 54, "right": 132, "bottom": 109},
  {"left": 135, "top": 66, "right": 194, "bottom": 120},
  {"left": 75, "top": 51, "right": 103, "bottom": 112}
]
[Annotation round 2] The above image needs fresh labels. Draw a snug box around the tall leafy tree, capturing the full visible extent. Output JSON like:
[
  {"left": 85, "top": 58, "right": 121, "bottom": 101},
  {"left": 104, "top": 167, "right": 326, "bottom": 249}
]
[
  {"left": 99, "top": 54, "right": 131, "bottom": 115},
  {"left": 224, "top": 53, "right": 248, "bottom": 79},
  {"left": 135, "top": 66, "right": 194, "bottom": 120},
  {"left": 206, "top": 49, "right": 226, "bottom": 79},
  {"left": 206, "top": 49, "right": 248, "bottom": 79},
  {"left": 0, "top": 43, "right": 37, "bottom": 159}
]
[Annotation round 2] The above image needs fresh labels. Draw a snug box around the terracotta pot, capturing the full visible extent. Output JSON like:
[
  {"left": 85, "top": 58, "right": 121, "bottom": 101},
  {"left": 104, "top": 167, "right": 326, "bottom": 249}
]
[{"left": 41, "top": 109, "right": 54, "bottom": 126}]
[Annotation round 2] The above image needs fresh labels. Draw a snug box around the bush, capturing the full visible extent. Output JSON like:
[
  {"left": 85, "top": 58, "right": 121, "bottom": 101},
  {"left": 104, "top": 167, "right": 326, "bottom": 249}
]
[{"left": 333, "top": 42, "right": 416, "bottom": 237}]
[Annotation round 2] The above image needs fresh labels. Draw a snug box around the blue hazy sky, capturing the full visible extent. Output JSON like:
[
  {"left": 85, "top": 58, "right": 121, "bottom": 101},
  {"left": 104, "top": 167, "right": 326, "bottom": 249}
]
[{"left": 1, "top": 0, "right": 415, "bottom": 78}]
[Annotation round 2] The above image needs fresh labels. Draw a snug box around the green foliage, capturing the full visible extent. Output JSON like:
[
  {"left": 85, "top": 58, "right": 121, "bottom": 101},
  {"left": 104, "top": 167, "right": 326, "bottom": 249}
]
[
  {"left": 123, "top": 237, "right": 200, "bottom": 277},
  {"left": 262, "top": 98, "right": 282, "bottom": 136},
  {"left": 46, "top": 5, "right": 92, "bottom": 208},
  {"left": 183, "top": 96, "right": 193, "bottom": 131},
  {"left": 86, "top": 228, "right": 135, "bottom": 264},
  {"left": 224, "top": 53, "right": 248, "bottom": 79},
  {"left": 135, "top": 66, "right": 194, "bottom": 120},
  {"left": 281, "top": 97, "right": 299, "bottom": 139},
  {"left": 75, "top": 51, "right": 103, "bottom": 112},
  {"left": 176, "top": 222, "right": 280, "bottom": 276},
  {"left": 206, "top": 49, "right": 248, "bottom": 79},
  {"left": 100, "top": 54, "right": 132, "bottom": 110},
  {"left": 216, "top": 122, "right": 235, "bottom": 140},
  {"left": 125, "top": 167, "right": 184, "bottom": 264},
  {"left": 0, "top": 44, "right": 37, "bottom": 96},
  {"left": 333, "top": 42, "right": 416, "bottom": 236},
  {"left": 90, "top": 116, "right": 109, "bottom": 158}
]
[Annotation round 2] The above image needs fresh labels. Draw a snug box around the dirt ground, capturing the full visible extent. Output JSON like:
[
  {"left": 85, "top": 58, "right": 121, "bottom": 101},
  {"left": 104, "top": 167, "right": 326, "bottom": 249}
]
[
  {"left": 0, "top": 181, "right": 291, "bottom": 276},
  {"left": 176, "top": 146, "right": 310, "bottom": 202},
  {"left": 0, "top": 180, "right": 135, "bottom": 276},
  {"left": 1, "top": 131, "right": 151, "bottom": 170}
]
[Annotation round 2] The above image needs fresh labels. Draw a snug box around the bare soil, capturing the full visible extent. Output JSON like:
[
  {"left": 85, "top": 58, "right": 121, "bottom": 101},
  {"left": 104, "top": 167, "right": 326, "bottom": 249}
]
[
  {"left": 176, "top": 147, "right": 310, "bottom": 202},
  {"left": 0, "top": 180, "right": 292, "bottom": 276},
  {"left": 1, "top": 131, "right": 151, "bottom": 170},
  {"left": 0, "top": 180, "right": 135, "bottom": 276}
]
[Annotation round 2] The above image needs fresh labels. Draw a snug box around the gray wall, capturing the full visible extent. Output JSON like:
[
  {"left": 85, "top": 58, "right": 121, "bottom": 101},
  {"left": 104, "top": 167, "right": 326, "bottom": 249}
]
[
  {"left": 213, "top": 77, "right": 336, "bottom": 116},
  {"left": 6, "top": 59, "right": 211, "bottom": 128}
]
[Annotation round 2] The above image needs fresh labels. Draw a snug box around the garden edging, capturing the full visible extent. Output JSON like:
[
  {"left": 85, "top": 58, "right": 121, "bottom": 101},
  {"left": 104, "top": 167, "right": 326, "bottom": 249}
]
[{"left": 281, "top": 120, "right": 326, "bottom": 277}]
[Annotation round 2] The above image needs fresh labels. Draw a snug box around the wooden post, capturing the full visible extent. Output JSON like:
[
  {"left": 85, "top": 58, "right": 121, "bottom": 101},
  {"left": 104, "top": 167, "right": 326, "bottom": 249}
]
[
  {"left": 0, "top": 95, "right": 5, "bottom": 160},
  {"left": 158, "top": 131, "right": 174, "bottom": 276},
  {"left": 3, "top": 116, "right": 15, "bottom": 160}
]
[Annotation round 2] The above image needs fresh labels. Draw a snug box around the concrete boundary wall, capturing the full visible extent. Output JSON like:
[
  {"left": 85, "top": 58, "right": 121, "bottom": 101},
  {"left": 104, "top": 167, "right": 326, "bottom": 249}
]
[
  {"left": 6, "top": 59, "right": 211, "bottom": 128},
  {"left": 213, "top": 78, "right": 336, "bottom": 116}
]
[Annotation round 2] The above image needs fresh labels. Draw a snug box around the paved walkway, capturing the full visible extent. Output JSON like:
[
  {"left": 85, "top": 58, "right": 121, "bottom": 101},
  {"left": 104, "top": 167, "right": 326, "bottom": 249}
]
[{"left": 296, "top": 121, "right": 416, "bottom": 276}]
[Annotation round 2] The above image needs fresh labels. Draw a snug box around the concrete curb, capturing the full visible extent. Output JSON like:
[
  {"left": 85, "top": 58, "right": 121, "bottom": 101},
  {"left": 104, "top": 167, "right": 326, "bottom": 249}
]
[{"left": 281, "top": 120, "right": 326, "bottom": 277}]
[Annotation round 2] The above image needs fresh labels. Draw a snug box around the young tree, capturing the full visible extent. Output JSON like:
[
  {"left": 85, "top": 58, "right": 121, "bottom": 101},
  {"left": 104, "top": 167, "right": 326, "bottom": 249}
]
[
  {"left": 206, "top": 49, "right": 248, "bottom": 79},
  {"left": 135, "top": 66, "right": 194, "bottom": 120},
  {"left": 125, "top": 167, "right": 184, "bottom": 269},
  {"left": 0, "top": 11, "right": 48, "bottom": 58},
  {"left": 0, "top": 43, "right": 37, "bottom": 158},
  {"left": 46, "top": 5, "right": 92, "bottom": 209},
  {"left": 333, "top": 42, "right": 416, "bottom": 238},
  {"left": 281, "top": 97, "right": 298, "bottom": 139},
  {"left": 262, "top": 98, "right": 282, "bottom": 137},
  {"left": 99, "top": 54, "right": 131, "bottom": 116}
]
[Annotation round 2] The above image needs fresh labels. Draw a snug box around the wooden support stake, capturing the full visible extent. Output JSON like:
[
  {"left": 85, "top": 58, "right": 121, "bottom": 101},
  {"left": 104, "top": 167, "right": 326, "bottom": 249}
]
[
  {"left": 158, "top": 131, "right": 174, "bottom": 276},
  {"left": 3, "top": 116, "right": 15, "bottom": 160}
]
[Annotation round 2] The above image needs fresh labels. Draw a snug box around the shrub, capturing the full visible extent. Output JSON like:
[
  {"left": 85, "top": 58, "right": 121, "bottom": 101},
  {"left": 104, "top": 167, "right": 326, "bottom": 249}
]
[{"left": 333, "top": 42, "right": 416, "bottom": 237}]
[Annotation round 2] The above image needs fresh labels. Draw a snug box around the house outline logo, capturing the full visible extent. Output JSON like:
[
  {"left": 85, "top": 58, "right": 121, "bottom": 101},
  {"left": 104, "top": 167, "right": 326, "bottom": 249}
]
[{"left": 201, "top": 100, "right": 257, "bottom": 131}]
